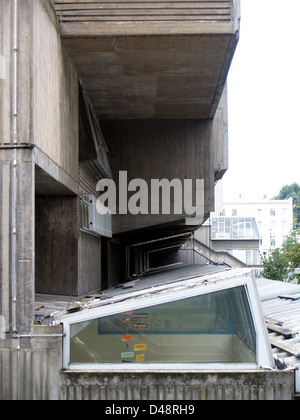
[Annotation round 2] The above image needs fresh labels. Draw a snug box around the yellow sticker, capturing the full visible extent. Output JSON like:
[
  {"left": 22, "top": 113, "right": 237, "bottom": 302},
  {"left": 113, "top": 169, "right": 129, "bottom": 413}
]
[
  {"left": 134, "top": 344, "right": 147, "bottom": 351},
  {"left": 136, "top": 354, "right": 145, "bottom": 361}
]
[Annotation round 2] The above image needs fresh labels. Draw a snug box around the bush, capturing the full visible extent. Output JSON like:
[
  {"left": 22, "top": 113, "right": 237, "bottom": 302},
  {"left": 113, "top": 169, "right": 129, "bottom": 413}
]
[{"left": 261, "top": 249, "right": 290, "bottom": 282}]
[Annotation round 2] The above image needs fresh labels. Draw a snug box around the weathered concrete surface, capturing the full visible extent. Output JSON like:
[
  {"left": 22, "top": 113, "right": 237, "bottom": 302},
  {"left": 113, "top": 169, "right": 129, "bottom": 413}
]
[
  {"left": 52, "top": 0, "right": 240, "bottom": 119},
  {"left": 59, "top": 34, "right": 238, "bottom": 120},
  {"left": 78, "top": 230, "right": 102, "bottom": 296},
  {"left": 0, "top": 0, "right": 79, "bottom": 179},
  {"left": 102, "top": 118, "right": 214, "bottom": 234},
  {"left": 0, "top": 325, "right": 63, "bottom": 400},
  {"left": 0, "top": 149, "right": 35, "bottom": 334},
  {"left": 60, "top": 370, "right": 295, "bottom": 400},
  {"left": 35, "top": 196, "right": 79, "bottom": 296}
]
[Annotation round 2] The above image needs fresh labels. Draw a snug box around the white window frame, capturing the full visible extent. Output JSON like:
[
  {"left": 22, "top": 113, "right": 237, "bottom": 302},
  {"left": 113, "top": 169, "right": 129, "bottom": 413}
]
[{"left": 58, "top": 274, "right": 274, "bottom": 371}]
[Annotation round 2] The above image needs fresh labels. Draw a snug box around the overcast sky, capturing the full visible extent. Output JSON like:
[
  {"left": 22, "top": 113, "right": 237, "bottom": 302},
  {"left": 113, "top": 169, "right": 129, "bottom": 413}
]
[{"left": 222, "top": 0, "right": 300, "bottom": 201}]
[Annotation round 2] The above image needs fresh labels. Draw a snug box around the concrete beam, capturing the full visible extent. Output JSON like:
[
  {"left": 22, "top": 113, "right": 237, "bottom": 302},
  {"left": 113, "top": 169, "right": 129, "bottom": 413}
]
[{"left": 33, "top": 147, "right": 78, "bottom": 196}]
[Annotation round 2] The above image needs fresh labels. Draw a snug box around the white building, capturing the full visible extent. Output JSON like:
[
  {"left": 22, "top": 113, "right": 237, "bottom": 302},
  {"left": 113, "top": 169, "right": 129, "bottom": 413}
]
[{"left": 218, "top": 198, "right": 294, "bottom": 258}]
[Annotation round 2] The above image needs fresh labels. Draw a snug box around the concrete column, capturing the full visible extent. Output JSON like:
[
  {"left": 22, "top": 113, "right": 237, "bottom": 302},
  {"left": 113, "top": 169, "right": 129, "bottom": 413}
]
[{"left": 0, "top": 149, "right": 35, "bottom": 334}]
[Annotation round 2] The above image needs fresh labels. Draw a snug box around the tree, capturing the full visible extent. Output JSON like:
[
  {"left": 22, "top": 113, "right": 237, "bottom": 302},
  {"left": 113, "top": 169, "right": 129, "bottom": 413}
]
[
  {"left": 285, "top": 242, "right": 300, "bottom": 283},
  {"left": 273, "top": 183, "right": 300, "bottom": 229},
  {"left": 261, "top": 231, "right": 300, "bottom": 284},
  {"left": 281, "top": 229, "right": 299, "bottom": 252},
  {"left": 261, "top": 249, "right": 290, "bottom": 282}
]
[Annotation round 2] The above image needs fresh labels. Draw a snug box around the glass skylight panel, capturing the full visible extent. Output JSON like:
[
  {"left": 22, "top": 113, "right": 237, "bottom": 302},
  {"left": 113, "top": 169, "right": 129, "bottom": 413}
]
[{"left": 69, "top": 286, "right": 256, "bottom": 365}]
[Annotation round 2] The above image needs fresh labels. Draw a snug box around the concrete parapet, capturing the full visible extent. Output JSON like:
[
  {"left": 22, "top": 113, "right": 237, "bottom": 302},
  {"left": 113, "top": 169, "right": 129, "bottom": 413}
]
[{"left": 60, "top": 370, "right": 295, "bottom": 401}]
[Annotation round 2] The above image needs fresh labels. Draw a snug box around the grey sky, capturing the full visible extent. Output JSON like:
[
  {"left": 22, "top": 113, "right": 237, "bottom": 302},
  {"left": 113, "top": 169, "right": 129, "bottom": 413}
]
[{"left": 223, "top": 0, "right": 300, "bottom": 201}]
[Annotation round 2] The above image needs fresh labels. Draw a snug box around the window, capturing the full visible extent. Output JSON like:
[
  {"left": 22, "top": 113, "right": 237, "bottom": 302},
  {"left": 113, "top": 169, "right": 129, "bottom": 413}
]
[
  {"left": 69, "top": 287, "right": 257, "bottom": 365},
  {"left": 218, "top": 219, "right": 225, "bottom": 236},
  {"left": 80, "top": 198, "right": 89, "bottom": 230},
  {"left": 212, "top": 218, "right": 259, "bottom": 240},
  {"left": 282, "top": 208, "right": 287, "bottom": 216},
  {"left": 270, "top": 236, "right": 276, "bottom": 247},
  {"left": 88, "top": 195, "right": 112, "bottom": 237},
  {"left": 270, "top": 208, "right": 276, "bottom": 216},
  {"left": 79, "top": 80, "right": 112, "bottom": 179},
  {"left": 257, "top": 209, "right": 262, "bottom": 216},
  {"left": 232, "top": 209, "right": 237, "bottom": 216}
]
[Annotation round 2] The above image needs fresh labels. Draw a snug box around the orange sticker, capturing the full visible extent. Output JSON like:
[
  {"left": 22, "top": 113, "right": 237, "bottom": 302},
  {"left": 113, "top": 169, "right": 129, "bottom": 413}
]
[
  {"left": 122, "top": 335, "right": 133, "bottom": 341},
  {"left": 136, "top": 354, "right": 145, "bottom": 361}
]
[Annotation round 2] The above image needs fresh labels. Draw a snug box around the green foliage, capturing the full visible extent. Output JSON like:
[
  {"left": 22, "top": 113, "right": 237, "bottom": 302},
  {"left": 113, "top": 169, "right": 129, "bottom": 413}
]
[
  {"left": 273, "top": 183, "right": 300, "bottom": 229},
  {"left": 281, "top": 229, "right": 299, "bottom": 252},
  {"left": 261, "top": 249, "right": 290, "bottom": 282},
  {"left": 273, "top": 182, "right": 300, "bottom": 205},
  {"left": 261, "top": 230, "right": 300, "bottom": 283},
  {"left": 285, "top": 241, "right": 300, "bottom": 283}
]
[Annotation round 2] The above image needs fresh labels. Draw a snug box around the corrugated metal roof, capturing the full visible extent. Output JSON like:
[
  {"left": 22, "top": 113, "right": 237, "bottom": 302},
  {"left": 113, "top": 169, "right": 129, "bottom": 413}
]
[
  {"left": 54, "top": 265, "right": 252, "bottom": 319},
  {"left": 35, "top": 264, "right": 231, "bottom": 323},
  {"left": 257, "top": 278, "right": 300, "bottom": 392}
]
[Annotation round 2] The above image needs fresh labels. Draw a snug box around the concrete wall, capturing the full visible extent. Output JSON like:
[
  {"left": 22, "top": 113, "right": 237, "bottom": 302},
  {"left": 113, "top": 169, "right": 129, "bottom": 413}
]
[
  {"left": 52, "top": 0, "right": 240, "bottom": 51},
  {"left": 0, "top": 0, "right": 80, "bottom": 329},
  {"left": 0, "top": 327, "right": 295, "bottom": 400},
  {"left": 32, "top": 1, "right": 79, "bottom": 180},
  {"left": 53, "top": 0, "right": 234, "bottom": 27},
  {"left": 0, "top": 0, "right": 78, "bottom": 179},
  {"left": 35, "top": 197, "right": 103, "bottom": 297},
  {"left": 213, "top": 85, "right": 229, "bottom": 181},
  {"left": 0, "top": 325, "right": 63, "bottom": 400},
  {"left": 78, "top": 230, "right": 102, "bottom": 296},
  {"left": 102, "top": 119, "right": 215, "bottom": 234},
  {"left": 60, "top": 370, "right": 295, "bottom": 401},
  {"left": 35, "top": 196, "right": 79, "bottom": 296}
]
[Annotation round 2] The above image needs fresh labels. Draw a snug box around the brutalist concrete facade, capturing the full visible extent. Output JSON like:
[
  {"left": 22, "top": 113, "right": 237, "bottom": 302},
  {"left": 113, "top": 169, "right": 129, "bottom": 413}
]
[{"left": 1, "top": 0, "right": 293, "bottom": 401}]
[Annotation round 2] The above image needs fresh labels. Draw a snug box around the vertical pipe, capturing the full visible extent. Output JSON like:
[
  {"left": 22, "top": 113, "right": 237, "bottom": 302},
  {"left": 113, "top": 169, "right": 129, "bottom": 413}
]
[
  {"left": 12, "top": 0, "right": 18, "bottom": 334},
  {"left": 12, "top": 0, "right": 20, "bottom": 400}
]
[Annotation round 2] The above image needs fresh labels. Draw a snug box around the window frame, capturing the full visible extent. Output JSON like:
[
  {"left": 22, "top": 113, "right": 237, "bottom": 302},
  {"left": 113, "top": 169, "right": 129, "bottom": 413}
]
[{"left": 59, "top": 274, "right": 273, "bottom": 371}]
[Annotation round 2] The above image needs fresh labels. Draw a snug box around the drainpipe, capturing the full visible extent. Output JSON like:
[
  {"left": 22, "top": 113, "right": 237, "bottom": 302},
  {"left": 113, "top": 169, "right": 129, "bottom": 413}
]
[
  {"left": 12, "top": 0, "right": 19, "bottom": 333},
  {"left": 12, "top": 0, "right": 18, "bottom": 334},
  {"left": 12, "top": 0, "right": 20, "bottom": 400}
]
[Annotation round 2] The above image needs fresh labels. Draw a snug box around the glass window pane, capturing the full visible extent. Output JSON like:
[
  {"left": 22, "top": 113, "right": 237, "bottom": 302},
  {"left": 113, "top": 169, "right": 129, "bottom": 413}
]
[{"left": 70, "top": 287, "right": 257, "bottom": 365}]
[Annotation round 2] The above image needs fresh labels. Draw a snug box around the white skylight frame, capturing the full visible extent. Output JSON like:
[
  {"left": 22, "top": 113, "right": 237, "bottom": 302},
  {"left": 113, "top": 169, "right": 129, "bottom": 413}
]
[{"left": 58, "top": 272, "right": 274, "bottom": 371}]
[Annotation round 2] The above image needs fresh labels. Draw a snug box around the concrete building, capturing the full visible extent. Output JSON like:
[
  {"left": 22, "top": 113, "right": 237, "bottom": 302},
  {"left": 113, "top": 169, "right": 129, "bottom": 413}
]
[
  {"left": 0, "top": 0, "right": 296, "bottom": 400},
  {"left": 180, "top": 214, "right": 260, "bottom": 267},
  {"left": 220, "top": 199, "right": 294, "bottom": 258}
]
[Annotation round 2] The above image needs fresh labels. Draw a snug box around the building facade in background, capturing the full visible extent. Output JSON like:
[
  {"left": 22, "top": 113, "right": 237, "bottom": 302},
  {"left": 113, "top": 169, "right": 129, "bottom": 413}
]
[{"left": 220, "top": 199, "right": 294, "bottom": 258}]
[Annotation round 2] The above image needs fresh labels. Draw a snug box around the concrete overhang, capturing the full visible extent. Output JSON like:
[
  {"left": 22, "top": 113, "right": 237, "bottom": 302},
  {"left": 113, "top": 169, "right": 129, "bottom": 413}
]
[{"left": 53, "top": 1, "right": 240, "bottom": 119}]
